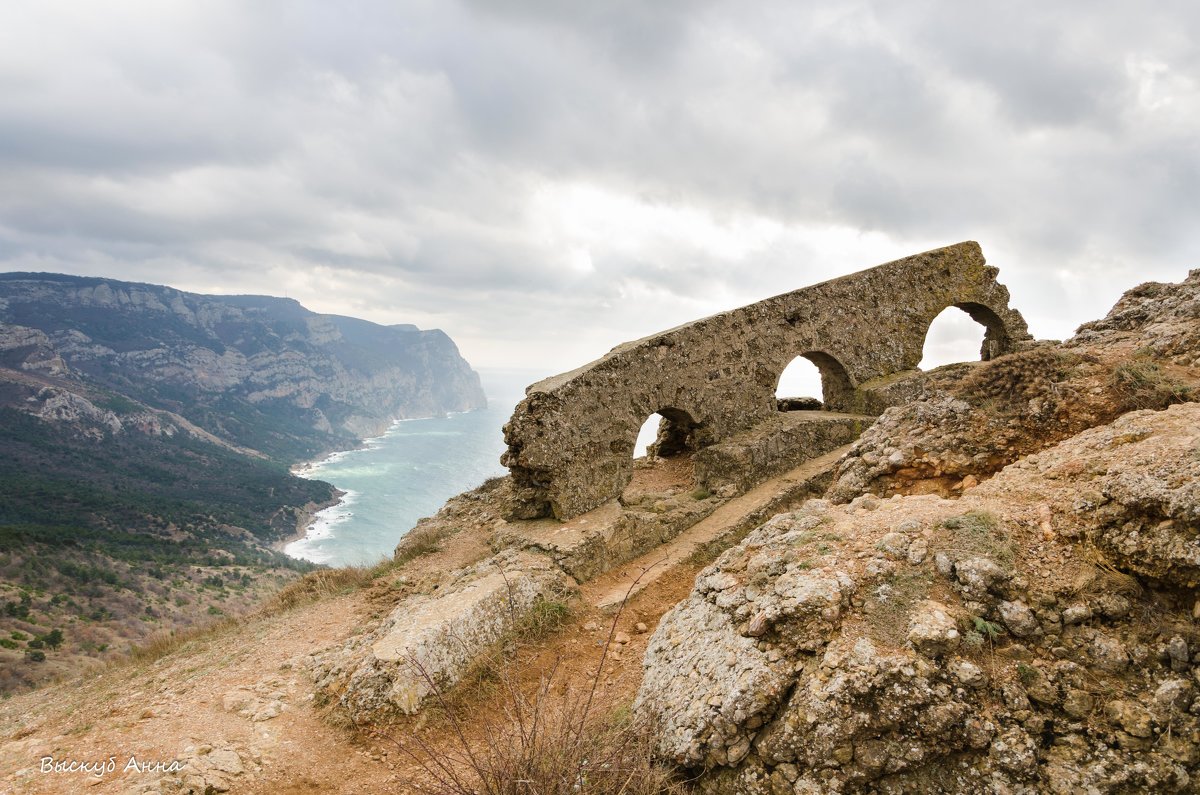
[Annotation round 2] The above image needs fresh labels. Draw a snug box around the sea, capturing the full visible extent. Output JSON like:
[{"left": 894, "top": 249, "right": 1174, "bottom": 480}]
[
  {"left": 283, "top": 368, "right": 546, "bottom": 567},
  {"left": 283, "top": 355, "right": 829, "bottom": 567},
  {"left": 282, "top": 311, "right": 983, "bottom": 566}
]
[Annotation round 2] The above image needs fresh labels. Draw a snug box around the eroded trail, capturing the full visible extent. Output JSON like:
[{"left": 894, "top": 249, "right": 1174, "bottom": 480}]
[
  {"left": 587, "top": 443, "right": 854, "bottom": 610},
  {"left": 0, "top": 591, "right": 396, "bottom": 794},
  {"left": 0, "top": 438, "right": 861, "bottom": 793}
]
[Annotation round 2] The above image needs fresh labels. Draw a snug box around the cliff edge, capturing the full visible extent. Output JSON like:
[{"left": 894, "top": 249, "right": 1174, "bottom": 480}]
[{"left": 1, "top": 260, "right": 1197, "bottom": 794}]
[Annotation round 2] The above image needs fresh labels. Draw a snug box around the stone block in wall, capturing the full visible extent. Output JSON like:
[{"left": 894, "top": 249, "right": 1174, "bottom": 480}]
[{"left": 694, "top": 411, "right": 869, "bottom": 496}]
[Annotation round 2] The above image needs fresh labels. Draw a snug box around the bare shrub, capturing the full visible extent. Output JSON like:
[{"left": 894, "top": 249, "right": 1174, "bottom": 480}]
[
  {"left": 387, "top": 658, "right": 683, "bottom": 795},
  {"left": 385, "top": 567, "right": 684, "bottom": 794}
]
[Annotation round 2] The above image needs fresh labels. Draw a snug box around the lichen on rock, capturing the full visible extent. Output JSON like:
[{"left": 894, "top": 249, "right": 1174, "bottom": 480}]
[{"left": 637, "top": 402, "right": 1200, "bottom": 793}]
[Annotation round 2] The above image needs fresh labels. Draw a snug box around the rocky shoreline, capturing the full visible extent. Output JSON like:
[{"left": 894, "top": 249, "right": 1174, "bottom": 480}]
[
  {"left": 270, "top": 490, "right": 349, "bottom": 556},
  {"left": 275, "top": 418, "right": 404, "bottom": 560}
]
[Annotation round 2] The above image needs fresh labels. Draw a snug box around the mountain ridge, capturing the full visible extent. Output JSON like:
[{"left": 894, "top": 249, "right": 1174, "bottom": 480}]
[
  {"left": 0, "top": 272, "right": 486, "bottom": 458},
  {"left": 0, "top": 272, "right": 486, "bottom": 692}
]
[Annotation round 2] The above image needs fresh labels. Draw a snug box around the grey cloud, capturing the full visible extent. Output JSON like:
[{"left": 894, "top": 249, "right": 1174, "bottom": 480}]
[
  {"left": 459, "top": 0, "right": 709, "bottom": 67},
  {"left": 0, "top": 0, "right": 1197, "bottom": 370},
  {"left": 901, "top": 4, "right": 1126, "bottom": 129}
]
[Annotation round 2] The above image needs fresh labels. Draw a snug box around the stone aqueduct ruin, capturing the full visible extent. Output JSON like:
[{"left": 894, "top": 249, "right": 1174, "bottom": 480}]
[{"left": 501, "top": 241, "right": 1032, "bottom": 521}]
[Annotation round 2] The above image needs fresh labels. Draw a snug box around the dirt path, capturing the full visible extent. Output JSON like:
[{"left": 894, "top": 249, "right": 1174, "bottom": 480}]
[
  {"left": 0, "top": 511, "right": 508, "bottom": 795},
  {"left": 0, "top": 550, "right": 722, "bottom": 793},
  {"left": 588, "top": 444, "right": 853, "bottom": 610},
  {"left": 0, "top": 448, "right": 850, "bottom": 793},
  {"left": 0, "top": 589, "right": 402, "bottom": 794}
]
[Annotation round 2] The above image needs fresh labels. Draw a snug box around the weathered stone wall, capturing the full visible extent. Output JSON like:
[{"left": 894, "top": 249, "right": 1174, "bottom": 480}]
[
  {"left": 693, "top": 412, "right": 870, "bottom": 497},
  {"left": 502, "top": 242, "right": 1031, "bottom": 520}
]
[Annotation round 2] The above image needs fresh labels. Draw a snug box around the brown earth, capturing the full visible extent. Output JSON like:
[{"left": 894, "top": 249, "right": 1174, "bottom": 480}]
[{"left": 0, "top": 489, "right": 709, "bottom": 794}]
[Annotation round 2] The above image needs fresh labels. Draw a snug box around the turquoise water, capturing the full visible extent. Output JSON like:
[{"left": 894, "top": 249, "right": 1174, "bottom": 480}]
[{"left": 284, "top": 369, "right": 543, "bottom": 567}]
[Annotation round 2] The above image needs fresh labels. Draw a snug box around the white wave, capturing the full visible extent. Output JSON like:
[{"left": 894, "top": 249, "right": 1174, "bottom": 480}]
[
  {"left": 282, "top": 490, "right": 358, "bottom": 563},
  {"left": 391, "top": 430, "right": 465, "bottom": 438},
  {"left": 319, "top": 464, "right": 395, "bottom": 479}
]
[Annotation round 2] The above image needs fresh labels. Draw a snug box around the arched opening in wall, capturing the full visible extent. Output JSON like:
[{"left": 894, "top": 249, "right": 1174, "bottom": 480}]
[
  {"left": 775, "top": 356, "right": 824, "bottom": 411},
  {"left": 775, "top": 352, "right": 855, "bottom": 412},
  {"left": 633, "top": 414, "right": 662, "bottom": 458},
  {"left": 919, "top": 303, "right": 1009, "bottom": 369},
  {"left": 625, "top": 407, "right": 700, "bottom": 504}
]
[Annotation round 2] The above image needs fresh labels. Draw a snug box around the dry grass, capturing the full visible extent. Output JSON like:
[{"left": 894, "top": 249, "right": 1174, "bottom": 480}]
[
  {"left": 1108, "top": 359, "right": 1194, "bottom": 411},
  {"left": 953, "top": 349, "right": 1082, "bottom": 413},
  {"left": 390, "top": 661, "right": 685, "bottom": 795},
  {"left": 434, "top": 595, "right": 574, "bottom": 714},
  {"left": 865, "top": 569, "right": 934, "bottom": 647},
  {"left": 386, "top": 572, "right": 686, "bottom": 794},
  {"left": 929, "top": 510, "right": 1015, "bottom": 570},
  {"left": 123, "top": 562, "right": 391, "bottom": 669},
  {"left": 264, "top": 564, "right": 389, "bottom": 613},
  {"left": 394, "top": 522, "right": 457, "bottom": 566},
  {"left": 1069, "top": 561, "right": 1144, "bottom": 600},
  {"left": 124, "top": 616, "right": 238, "bottom": 666}
]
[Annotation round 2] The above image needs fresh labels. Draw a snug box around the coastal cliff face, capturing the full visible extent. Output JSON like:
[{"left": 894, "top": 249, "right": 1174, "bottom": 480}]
[
  {"left": 0, "top": 272, "right": 486, "bottom": 460},
  {"left": 0, "top": 272, "right": 486, "bottom": 694}
]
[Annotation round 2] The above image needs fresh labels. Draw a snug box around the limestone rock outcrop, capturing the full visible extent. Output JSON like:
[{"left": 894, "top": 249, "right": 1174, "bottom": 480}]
[
  {"left": 828, "top": 270, "right": 1199, "bottom": 502},
  {"left": 636, "top": 402, "right": 1200, "bottom": 793},
  {"left": 311, "top": 550, "right": 574, "bottom": 720}
]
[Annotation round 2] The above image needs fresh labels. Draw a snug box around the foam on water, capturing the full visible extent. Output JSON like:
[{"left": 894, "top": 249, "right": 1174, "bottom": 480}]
[{"left": 283, "top": 370, "right": 541, "bottom": 567}]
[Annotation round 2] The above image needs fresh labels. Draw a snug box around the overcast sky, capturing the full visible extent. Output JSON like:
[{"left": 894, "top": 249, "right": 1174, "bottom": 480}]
[{"left": 1, "top": 1, "right": 1197, "bottom": 385}]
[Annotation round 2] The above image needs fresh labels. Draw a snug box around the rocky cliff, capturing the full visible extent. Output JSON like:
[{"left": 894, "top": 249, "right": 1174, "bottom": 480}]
[
  {"left": 293, "top": 263, "right": 1200, "bottom": 794},
  {"left": 0, "top": 272, "right": 486, "bottom": 460},
  {"left": 1, "top": 265, "right": 1197, "bottom": 794},
  {"left": 0, "top": 272, "right": 485, "bottom": 694},
  {"left": 636, "top": 270, "right": 1200, "bottom": 793}
]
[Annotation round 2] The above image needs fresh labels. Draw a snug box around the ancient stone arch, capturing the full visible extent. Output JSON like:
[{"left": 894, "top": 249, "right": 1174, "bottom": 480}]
[
  {"left": 932, "top": 301, "right": 1016, "bottom": 361},
  {"left": 642, "top": 406, "right": 702, "bottom": 458},
  {"left": 502, "top": 242, "right": 1031, "bottom": 520},
  {"left": 776, "top": 350, "right": 856, "bottom": 411}
]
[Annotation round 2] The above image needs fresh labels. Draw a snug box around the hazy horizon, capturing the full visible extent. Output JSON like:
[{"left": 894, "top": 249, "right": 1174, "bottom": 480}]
[{"left": 2, "top": 2, "right": 1197, "bottom": 374}]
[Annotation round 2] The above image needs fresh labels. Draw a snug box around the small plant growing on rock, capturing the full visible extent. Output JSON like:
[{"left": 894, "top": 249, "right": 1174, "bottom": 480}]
[
  {"left": 963, "top": 616, "right": 1004, "bottom": 656},
  {"left": 972, "top": 616, "right": 1003, "bottom": 641}
]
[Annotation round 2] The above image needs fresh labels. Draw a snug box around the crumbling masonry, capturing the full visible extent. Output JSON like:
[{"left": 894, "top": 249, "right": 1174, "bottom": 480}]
[{"left": 501, "top": 241, "right": 1031, "bottom": 520}]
